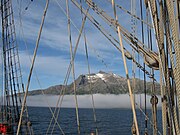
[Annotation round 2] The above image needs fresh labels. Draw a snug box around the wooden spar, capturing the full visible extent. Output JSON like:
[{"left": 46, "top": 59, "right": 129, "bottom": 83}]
[
  {"left": 71, "top": 0, "right": 157, "bottom": 83},
  {"left": 85, "top": 0, "right": 159, "bottom": 65},
  {"left": 0, "top": 0, "right": 179, "bottom": 134},
  {"left": 16, "top": 0, "right": 50, "bottom": 134},
  {"left": 111, "top": 0, "right": 139, "bottom": 134}
]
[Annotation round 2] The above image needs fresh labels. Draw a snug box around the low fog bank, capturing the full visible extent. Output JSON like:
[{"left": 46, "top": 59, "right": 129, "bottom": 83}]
[{"left": 26, "top": 94, "right": 162, "bottom": 108}]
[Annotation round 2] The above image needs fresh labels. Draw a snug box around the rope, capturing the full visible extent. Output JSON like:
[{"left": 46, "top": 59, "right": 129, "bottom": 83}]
[
  {"left": 158, "top": 1, "right": 167, "bottom": 134},
  {"left": 86, "top": 0, "right": 159, "bottom": 65},
  {"left": 4, "top": 0, "right": 18, "bottom": 123},
  {"left": 46, "top": 1, "right": 121, "bottom": 134},
  {"left": 45, "top": 1, "right": 75, "bottom": 134},
  {"left": 17, "top": 5, "right": 64, "bottom": 134},
  {"left": 1, "top": 0, "right": 26, "bottom": 130},
  {"left": 67, "top": 0, "right": 81, "bottom": 132},
  {"left": 84, "top": 35, "right": 99, "bottom": 135},
  {"left": 130, "top": 0, "right": 138, "bottom": 134},
  {"left": 151, "top": 79, "right": 158, "bottom": 135},
  {"left": 9, "top": 0, "right": 25, "bottom": 124},
  {"left": 163, "top": 2, "right": 179, "bottom": 135},
  {"left": 47, "top": 1, "right": 136, "bottom": 134},
  {"left": 80, "top": 0, "right": 98, "bottom": 134},
  {"left": 11, "top": 0, "right": 24, "bottom": 112},
  {"left": 160, "top": 66, "right": 167, "bottom": 135},
  {"left": 71, "top": 0, "right": 157, "bottom": 84},
  {"left": 46, "top": 69, "right": 70, "bottom": 134},
  {"left": 1, "top": 0, "right": 10, "bottom": 124},
  {"left": 56, "top": 0, "right": 108, "bottom": 69},
  {"left": 45, "top": 67, "right": 70, "bottom": 134},
  {"left": 165, "top": 1, "right": 180, "bottom": 131},
  {"left": 45, "top": 45, "right": 72, "bottom": 134},
  {"left": 135, "top": 102, "right": 162, "bottom": 135},
  {"left": 16, "top": 0, "right": 50, "bottom": 134},
  {"left": 49, "top": 4, "right": 90, "bottom": 134},
  {"left": 105, "top": 0, "right": 153, "bottom": 29},
  {"left": 44, "top": 0, "right": 83, "bottom": 133},
  {"left": 50, "top": 1, "right": 88, "bottom": 135},
  {"left": 17, "top": 0, "right": 35, "bottom": 128},
  {"left": 139, "top": 0, "right": 148, "bottom": 133},
  {"left": 164, "top": 8, "right": 179, "bottom": 134},
  {"left": 0, "top": 51, "right": 3, "bottom": 121},
  {"left": 45, "top": 0, "right": 77, "bottom": 133},
  {"left": 111, "top": 0, "right": 139, "bottom": 134},
  {"left": 148, "top": 0, "right": 180, "bottom": 134}
]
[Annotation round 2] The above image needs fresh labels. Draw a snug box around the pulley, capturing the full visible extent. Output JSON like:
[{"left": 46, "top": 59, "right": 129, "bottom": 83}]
[
  {"left": 144, "top": 130, "right": 148, "bottom": 135},
  {"left": 150, "top": 95, "right": 158, "bottom": 105},
  {"left": 125, "top": 51, "right": 133, "bottom": 60},
  {"left": 144, "top": 127, "right": 148, "bottom": 135},
  {"left": 144, "top": 52, "right": 159, "bottom": 70},
  {"left": 27, "top": 121, "right": 32, "bottom": 127}
]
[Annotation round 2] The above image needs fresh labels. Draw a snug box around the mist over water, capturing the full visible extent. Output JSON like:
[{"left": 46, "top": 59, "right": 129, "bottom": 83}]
[{"left": 26, "top": 94, "right": 162, "bottom": 108}]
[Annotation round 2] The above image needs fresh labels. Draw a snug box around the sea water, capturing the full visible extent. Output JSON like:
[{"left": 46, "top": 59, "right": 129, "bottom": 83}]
[{"left": 28, "top": 107, "right": 162, "bottom": 135}]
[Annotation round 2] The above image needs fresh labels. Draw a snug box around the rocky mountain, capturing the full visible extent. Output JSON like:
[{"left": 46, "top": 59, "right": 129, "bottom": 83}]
[{"left": 28, "top": 71, "right": 160, "bottom": 95}]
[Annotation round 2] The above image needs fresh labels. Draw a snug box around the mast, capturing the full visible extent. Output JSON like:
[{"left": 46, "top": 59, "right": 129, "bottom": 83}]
[
  {"left": 0, "top": 0, "right": 178, "bottom": 134},
  {"left": 70, "top": 0, "right": 180, "bottom": 134},
  {"left": 0, "top": 0, "right": 33, "bottom": 134}
]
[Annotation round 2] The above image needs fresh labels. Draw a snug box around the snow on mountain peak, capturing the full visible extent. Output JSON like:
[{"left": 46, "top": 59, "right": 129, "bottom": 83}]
[
  {"left": 86, "top": 71, "right": 123, "bottom": 83},
  {"left": 96, "top": 73, "right": 106, "bottom": 81}
]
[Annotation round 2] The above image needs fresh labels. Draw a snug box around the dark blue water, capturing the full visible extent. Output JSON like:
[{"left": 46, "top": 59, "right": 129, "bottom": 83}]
[{"left": 28, "top": 107, "right": 162, "bottom": 135}]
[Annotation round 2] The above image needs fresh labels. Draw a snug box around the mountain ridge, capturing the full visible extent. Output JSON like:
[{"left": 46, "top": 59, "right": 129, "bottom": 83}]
[{"left": 28, "top": 71, "right": 160, "bottom": 95}]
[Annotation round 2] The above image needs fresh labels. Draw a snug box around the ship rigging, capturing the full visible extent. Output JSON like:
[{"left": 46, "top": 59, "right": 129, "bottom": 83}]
[{"left": 0, "top": 0, "right": 180, "bottom": 134}]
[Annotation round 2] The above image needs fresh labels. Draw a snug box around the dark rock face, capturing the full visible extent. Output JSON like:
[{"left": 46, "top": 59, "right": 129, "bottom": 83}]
[{"left": 28, "top": 71, "right": 160, "bottom": 95}]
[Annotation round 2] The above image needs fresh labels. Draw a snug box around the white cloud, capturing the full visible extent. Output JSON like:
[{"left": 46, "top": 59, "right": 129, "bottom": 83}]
[
  {"left": 9, "top": 0, "right": 158, "bottom": 90},
  {"left": 18, "top": 51, "right": 108, "bottom": 89},
  {"left": 19, "top": 51, "right": 105, "bottom": 76},
  {"left": 14, "top": 0, "right": 123, "bottom": 58}
]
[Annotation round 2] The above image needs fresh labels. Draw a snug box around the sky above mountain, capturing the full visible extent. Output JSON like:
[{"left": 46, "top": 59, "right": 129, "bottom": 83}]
[{"left": 9, "top": 0, "right": 159, "bottom": 90}]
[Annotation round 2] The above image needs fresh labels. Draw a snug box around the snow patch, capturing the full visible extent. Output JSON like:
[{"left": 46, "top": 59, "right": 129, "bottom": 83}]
[
  {"left": 113, "top": 73, "right": 118, "bottom": 77},
  {"left": 96, "top": 73, "right": 106, "bottom": 81},
  {"left": 87, "top": 75, "right": 98, "bottom": 83}
]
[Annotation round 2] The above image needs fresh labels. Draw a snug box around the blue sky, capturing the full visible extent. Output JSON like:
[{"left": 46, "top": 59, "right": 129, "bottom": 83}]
[{"left": 10, "top": 0, "right": 159, "bottom": 90}]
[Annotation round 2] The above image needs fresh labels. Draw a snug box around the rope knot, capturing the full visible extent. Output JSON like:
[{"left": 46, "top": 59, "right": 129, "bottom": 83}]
[{"left": 131, "top": 123, "right": 136, "bottom": 135}]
